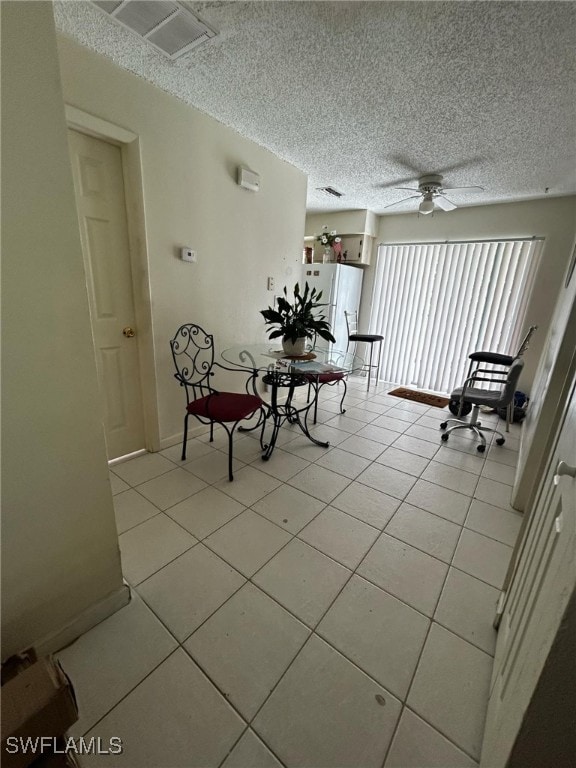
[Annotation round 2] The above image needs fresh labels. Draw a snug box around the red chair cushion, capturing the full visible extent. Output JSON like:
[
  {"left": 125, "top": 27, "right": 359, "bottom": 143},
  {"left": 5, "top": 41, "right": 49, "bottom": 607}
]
[
  {"left": 187, "top": 392, "right": 262, "bottom": 422},
  {"left": 304, "top": 372, "right": 345, "bottom": 384}
]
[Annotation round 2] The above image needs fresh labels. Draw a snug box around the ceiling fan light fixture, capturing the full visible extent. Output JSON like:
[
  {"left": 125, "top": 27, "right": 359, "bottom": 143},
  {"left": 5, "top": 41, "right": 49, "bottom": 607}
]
[{"left": 419, "top": 197, "right": 435, "bottom": 215}]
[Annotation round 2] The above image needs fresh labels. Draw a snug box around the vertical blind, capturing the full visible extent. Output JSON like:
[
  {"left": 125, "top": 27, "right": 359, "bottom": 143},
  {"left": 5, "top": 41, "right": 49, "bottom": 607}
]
[{"left": 369, "top": 239, "right": 543, "bottom": 393}]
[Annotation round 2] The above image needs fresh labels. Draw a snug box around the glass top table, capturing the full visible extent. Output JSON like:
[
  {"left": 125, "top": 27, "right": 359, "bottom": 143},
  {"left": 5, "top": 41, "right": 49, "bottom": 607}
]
[
  {"left": 221, "top": 343, "right": 365, "bottom": 459},
  {"left": 221, "top": 343, "right": 364, "bottom": 374}
]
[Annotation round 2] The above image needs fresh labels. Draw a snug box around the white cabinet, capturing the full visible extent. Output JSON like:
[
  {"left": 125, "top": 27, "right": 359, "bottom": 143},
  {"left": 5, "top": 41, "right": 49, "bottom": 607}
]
[
  {"left": 339, "top": 235, "right": 374, "bottom": 265},
  {"left": 304, "top": 234, "right": 374, "bottom": 266},
  {"left": 304, "top": 209, "right": 377, "bottom": 267}
]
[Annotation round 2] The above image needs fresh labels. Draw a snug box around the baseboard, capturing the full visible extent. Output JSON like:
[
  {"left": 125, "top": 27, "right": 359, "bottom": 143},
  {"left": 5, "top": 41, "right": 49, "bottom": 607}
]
[
  {"left": 35, "top": 584, "right": 131, "bottom": 656},
  {"left": 159, "top": 424, "right": 208, "bottom": 450},
  {"left": 108, "top": 449, "right": 147, "bottom": 467},
  {"left": 106, "top": 427, "right": 210, "bottom": 457}
]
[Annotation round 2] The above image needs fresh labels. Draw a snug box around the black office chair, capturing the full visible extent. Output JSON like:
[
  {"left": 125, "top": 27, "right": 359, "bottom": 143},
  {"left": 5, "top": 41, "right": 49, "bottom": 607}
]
[
  {"left": 170, "top": 324, "right": 267, "bottom": 480},
  {"left": 344, "top": 311, "right": 383, "bottom": 392},
  {"left": 440, "top": 358, "right": 525, "bottom": 453},
  {"left": 449, "top": 325, "right": 537, "bottom": 422}
]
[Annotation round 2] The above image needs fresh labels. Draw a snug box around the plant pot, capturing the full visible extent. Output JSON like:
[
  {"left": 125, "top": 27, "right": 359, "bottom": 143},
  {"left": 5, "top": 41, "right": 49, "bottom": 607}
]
[{"left": 282, "top": 337, "right": 307, "bottom": 356}]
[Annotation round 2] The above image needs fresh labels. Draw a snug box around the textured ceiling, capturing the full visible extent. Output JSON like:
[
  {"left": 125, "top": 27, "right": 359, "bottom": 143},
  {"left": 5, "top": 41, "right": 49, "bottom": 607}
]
[{"left": 54, "top": 1, "right": 576, "bottom": 214}]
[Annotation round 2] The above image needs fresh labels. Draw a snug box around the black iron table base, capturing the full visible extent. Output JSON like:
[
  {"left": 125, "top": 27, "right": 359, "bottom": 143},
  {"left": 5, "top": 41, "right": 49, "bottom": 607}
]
[
  {"left": 240, "top": 370, "right": 329, "bottom": 460},
  {"left": 222, "top": 344, "right": 363, "bottom": 462}
]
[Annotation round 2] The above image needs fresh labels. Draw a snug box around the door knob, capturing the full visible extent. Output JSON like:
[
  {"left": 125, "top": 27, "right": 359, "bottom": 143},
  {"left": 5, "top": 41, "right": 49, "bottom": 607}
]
[
  {"left": 553, "top": 460, "right": 576, "bottom": 485},
  {"left": 122, "top": 326, "right": 135, "bottom": 338}
]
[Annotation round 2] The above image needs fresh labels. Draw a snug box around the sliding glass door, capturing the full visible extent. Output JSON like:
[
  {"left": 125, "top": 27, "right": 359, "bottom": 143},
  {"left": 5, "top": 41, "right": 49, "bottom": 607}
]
[{"left": 369, "top": 239, "right": 542, "bottom": 393}]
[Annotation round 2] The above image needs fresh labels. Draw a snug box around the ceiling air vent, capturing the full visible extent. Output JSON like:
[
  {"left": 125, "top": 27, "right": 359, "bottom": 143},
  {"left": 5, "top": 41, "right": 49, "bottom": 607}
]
[
  {"left": 317, "top": 186, "right": 344, "bottom": 198},
  {"left": 91, "top": 1, "right": 218, "bottom": 59}
]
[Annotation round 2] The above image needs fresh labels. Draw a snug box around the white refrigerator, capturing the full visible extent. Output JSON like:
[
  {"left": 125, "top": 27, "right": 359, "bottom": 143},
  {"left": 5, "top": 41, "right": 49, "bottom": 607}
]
[{"left": 302, "top": 263, "right": 364, "bottom": 351}]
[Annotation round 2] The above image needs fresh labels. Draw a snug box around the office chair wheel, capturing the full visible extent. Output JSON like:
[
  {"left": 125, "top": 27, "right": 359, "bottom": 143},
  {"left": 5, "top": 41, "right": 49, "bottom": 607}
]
[
  {"left": 441, "top": 433, "right": 449, "bottom": 441},
  {"left": 496, "top": 438, "right": 506, "bottom": 446},
  {"left": 448, "top": 399, "right": 472, "bottom": 417},
  {"left": 477, "top": 444, "right": 486, "bottom": 453},
  {"left": 440, "top": 421, "right": 448, "bottom": 430}
]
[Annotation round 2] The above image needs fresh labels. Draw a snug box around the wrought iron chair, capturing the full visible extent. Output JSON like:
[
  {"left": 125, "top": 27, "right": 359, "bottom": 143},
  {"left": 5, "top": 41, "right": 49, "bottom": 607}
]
[
  {"left": 304, "top": 369, "right": 347, "bottom": 424},
  {"left": 440, "top": 357, "right": 525, "bottom": 453},
  {"left": 170, "top": 324, "right": 266, "bottom": 480},
  {"left": 297, "top": 335, "right": 348, "bottom": 425},
  {"left": 345, "top": 310, "right": 384, "bottom": 391}
]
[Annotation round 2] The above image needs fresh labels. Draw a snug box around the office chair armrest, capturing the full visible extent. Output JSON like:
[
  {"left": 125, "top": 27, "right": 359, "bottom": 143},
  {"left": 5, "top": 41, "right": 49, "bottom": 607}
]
[
  {"left": 467, "top": 368, "right": 508, "bottom": 385},
  {"left": 469, "top": 351, "right": 515, "bottom": 366},
  {"left": 460, "top": 370, "right": 509, "bottom": 401},
  {"left": 467, "top": 375, "right": 508, "bottom": 386}
]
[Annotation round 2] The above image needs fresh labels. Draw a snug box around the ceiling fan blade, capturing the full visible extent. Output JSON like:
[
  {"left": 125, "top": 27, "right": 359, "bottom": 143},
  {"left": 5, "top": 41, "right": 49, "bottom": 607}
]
[
  {"left": 436, "top": 157, "right": 484, "bottom": 175},
  {"left": 389, "top": 154, "right": 424, "bottom": 176},
  {"left": 379, "top": 156, "right": 485, "bottom": 190},
  {"left": 395, "top": 186, "right": 420, "bottom": 192},
  {"left": 376, "top": 178, "right": 417, "bottom": 189},
  {"left": 442, "top": 185, "right": 484, "bottom": 193},
  {"left": 382, "top": 194, "right": 422, "bottom": 210},
  {"left": 435, "top": 195, "right": 457, "bottom": 211},
  {"left": 376, "top": 154, "right": 424, "bottom": 188}
]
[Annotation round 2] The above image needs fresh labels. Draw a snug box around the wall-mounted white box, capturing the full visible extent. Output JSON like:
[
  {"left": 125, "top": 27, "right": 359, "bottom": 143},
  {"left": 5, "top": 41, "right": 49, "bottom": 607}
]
[
  {"left": 181, "top": 247, "right": 197, "bottom": 263},
  {"left": 237, "top": 167, "right": 260, "bottom": 192}
]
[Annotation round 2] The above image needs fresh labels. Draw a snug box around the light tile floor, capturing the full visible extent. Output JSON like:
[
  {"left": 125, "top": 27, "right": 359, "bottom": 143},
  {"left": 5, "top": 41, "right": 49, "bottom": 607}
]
[{"left": 57, "top": 378, "right": 524, "bottom": 768}]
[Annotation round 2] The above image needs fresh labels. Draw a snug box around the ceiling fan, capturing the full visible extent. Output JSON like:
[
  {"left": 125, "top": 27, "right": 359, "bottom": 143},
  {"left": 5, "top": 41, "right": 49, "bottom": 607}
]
[{"left": 383, "top": 174, "right": 484, "bottom": 215}]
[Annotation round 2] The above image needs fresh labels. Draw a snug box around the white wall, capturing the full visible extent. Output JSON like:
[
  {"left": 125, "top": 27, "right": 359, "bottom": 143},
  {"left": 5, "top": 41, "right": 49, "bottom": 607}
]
[
  {"left": 1, "top": 2, "right": 125, "bottom": 658},
  {"left": 305, "top": 210, "right": 378, "bottom": 238},
  {"left": 513, "top": 232, "right": 576, "bottom": 511},
  {"left": 56, "top": 36, "right": 308, "bottom": 447},
  {"left": 362, "top": 197, "right": 576, "bottom": 392}
]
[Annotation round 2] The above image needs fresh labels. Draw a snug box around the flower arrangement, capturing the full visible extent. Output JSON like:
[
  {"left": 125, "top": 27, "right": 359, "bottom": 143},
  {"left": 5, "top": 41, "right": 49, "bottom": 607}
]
[{"left": 316, "top": 228, "right": 341, "bottom": 248}]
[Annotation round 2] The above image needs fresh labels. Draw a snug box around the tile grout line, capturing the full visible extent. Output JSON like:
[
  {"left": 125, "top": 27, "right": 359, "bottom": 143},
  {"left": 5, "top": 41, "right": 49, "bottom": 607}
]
[
  {"left": 187, "top": 463, "right": 414, "bottom": 741},
  {"left": 75, "top": 646, "right": 184, "bottom": 738},
  {"left": 107, "top": 386, "right": 520, "bottom": 765},
  {"left": 236, "top": 482, "right": 438, "bottom": 745},
  {"left": 380, "top": 493, "right": 478, "bottom": 768},
  {"left": 124, "top": 433, "right": 513, "bottom": 624},
  {"left": 120, "top": 451, "right": 514, "bottom": 595},
  {"left": 238, "top": 465, "right": 483, "bottom": 763},
  {"left": 215, "top": 724, "right": 287, "bottom": 768}
]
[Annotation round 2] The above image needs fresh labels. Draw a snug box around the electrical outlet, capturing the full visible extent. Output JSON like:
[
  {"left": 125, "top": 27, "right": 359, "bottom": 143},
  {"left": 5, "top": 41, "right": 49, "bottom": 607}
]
[{"left": 267, "top": 276, "right": 275, "bottom": 290}]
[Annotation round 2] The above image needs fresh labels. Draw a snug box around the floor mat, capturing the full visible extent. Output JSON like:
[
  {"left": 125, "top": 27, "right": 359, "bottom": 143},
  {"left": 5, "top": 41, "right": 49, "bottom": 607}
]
[{"left": 388, "top": 387, "right": 450, "bottom": 409}]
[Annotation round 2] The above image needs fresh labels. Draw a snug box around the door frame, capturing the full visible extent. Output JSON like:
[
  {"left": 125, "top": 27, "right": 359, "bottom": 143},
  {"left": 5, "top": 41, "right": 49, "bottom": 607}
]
[
  {"left": 66, "top": 105, "right": 160, "bottom": 453},
  {"left": 512, "top": 233, "right": 576, "bottom": 512},
  {"left": 480, "top": 349, "right": 576, "bottom": 767}
]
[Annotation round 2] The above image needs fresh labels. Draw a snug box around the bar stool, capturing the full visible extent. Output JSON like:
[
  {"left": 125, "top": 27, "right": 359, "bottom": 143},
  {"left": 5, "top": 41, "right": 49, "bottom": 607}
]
[{"left": 344, "top": 311, "right": 384, "bottom": 392}]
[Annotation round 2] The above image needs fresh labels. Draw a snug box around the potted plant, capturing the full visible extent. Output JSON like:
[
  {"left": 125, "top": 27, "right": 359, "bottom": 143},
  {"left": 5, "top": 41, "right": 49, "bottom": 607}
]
[{"left": 261, "top": 282, "right": 336, "bottom": 355}]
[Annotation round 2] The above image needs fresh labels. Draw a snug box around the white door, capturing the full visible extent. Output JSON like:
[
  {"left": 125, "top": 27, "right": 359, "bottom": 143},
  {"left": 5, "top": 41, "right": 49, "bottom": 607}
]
[
  {"left": 480, "top": 360, "right": 576, "bottom": 766},
  {"left": 68, "top": 130, "right": 145, "bottom": 459}
]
